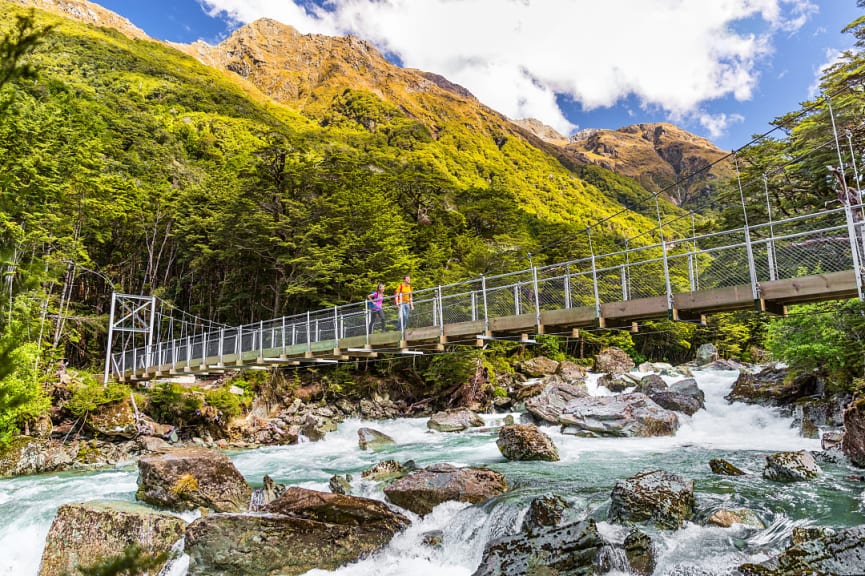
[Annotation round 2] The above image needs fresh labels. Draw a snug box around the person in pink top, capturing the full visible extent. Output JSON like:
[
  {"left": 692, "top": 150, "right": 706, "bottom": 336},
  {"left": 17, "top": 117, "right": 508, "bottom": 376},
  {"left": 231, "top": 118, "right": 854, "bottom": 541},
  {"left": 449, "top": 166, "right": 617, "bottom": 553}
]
[{"left": 367, "top": 283, "right": 386, "bottom": 333}]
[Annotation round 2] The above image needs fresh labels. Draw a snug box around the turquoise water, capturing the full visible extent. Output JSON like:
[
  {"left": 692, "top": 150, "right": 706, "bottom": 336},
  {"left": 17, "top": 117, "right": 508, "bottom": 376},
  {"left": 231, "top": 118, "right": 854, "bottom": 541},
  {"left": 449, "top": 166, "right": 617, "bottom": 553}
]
[{"left": 1, "top": 369, "right": 862, "bottom": 575}]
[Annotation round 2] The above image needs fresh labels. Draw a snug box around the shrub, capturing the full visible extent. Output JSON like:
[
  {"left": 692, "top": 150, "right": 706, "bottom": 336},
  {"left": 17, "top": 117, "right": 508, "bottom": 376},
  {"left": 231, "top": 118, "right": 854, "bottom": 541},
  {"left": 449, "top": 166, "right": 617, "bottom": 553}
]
[{"left": 65, "top": 377, "right": 129, "bottom": 417}]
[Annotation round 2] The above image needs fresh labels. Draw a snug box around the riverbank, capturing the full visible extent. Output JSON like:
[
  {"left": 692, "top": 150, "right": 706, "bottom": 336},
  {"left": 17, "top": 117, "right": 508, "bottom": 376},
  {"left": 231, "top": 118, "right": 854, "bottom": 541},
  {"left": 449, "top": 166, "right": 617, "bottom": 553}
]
[{"left": 3, "top": 368, "right": 864, "bottom": 575}]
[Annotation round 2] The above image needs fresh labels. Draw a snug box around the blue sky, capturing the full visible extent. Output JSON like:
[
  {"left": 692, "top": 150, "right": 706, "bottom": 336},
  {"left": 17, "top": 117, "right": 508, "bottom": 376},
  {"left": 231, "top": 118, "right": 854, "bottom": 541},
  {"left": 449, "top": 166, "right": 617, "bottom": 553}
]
[{"left": 97, "top": 0, "right": 860, "bottom": 151}]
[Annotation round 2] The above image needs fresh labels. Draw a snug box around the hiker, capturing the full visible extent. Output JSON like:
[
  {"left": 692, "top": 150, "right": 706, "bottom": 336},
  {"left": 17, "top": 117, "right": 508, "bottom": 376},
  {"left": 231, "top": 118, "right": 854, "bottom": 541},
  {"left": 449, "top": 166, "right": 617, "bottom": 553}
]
[
  {"left": 394, "top": 274, "right": 414, "bottom": 332},
  {"left": 367, "top": 283, "right": 386, "bottom": 333}
]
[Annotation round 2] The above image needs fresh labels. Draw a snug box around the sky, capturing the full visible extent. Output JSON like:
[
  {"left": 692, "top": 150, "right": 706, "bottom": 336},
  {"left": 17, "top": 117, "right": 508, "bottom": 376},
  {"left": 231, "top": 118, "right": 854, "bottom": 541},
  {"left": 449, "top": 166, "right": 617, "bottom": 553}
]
[{"left": 95, "top": 0, "right": 862, "bottom": 150}]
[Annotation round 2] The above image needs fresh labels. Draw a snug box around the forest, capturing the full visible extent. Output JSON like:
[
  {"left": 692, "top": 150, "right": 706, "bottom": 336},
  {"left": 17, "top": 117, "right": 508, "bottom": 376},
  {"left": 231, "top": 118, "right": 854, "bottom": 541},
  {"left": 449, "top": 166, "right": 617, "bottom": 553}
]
[{"left": 1, "top": 1, "right": 865, "bottom": 445}]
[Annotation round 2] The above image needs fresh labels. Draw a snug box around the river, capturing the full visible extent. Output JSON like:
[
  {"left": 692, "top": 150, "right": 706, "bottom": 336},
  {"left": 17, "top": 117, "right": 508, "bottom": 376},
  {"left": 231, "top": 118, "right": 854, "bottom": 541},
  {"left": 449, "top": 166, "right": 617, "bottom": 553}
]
[{"left": 1, "top": 368, "right": 863, "bottom": 575}]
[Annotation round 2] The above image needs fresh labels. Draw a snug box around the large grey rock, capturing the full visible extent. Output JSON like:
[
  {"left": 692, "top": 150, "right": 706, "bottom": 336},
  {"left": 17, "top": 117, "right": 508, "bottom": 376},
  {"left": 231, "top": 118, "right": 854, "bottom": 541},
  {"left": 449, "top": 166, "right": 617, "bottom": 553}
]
[
  {"left": 695, "top": 343, "right": 718, "bottom": 365},
  {"left": 472, "top": 519, "right": 605, "bottom": 576},
  {"left": 557, "top": 360, "right": 587, "bottom": 382},
  {"left": 739, "top": 526, "right": 865, "bottom": 575},
  {"left": 383, "top": 463, "right": 507, "bottom": 515},
  {"left": 594, "top": 347, "right": 635, "bottom": 375},
  {"left": 647, "top": 389, "right": 704, "bottom": 416},
  {"left": 726, "top": 366, "right": 819, "bottom": 406},
  {"left": 361, "top": 460, "right": 415, "bottom": 482},
  {"left": 38, "top": 501, "right": 186, "bottom": 576},
  {"left": 518, "top": 356, "right": 560, "bottom": 377},
  {"left": 608, "top": 470, "right": 694, "bottom": 529},
  {"left": 524, "top": 382, "right": 588, "bottom": 424},
  {"left": 302, "top": 414, "right": 337, "bottom": 441},
  {"left": 842, "top": 397, "right": 865, "bottom": 467},
  {"left": 669, "top": 378, "right": 705, "bottom": 404},
  {"left": 624, "top": 529, "right": 655, "bottom": 576},
  {"left": 427, "top": 408, "right": 484, "bottom": 432},
  {"left": 357, "top": 427, "right": 395, "bottom": 450},
  {"left": 638, "top": 374, "right": 667, "bottom": 395},
  {"left": 0, "top": 437, "right": 137, "bottom": 478},
  {"left": 522, "top": 495, "right": 569, "bottom": 535},
  {"left": 598, "top": 373, "right": 632, "bottom": 393},
  {"left": 185, "top": 489, "right": 409, "bottom": 576},
  {"left": 763, "top": 450, "right": 822, "bottom": 482},
  {"left": 709, "top": 458, "right": 746, "bottom": 476},
  {"left": 559, "top": 393, "right": 679, "bottom": 438},
  {"left": 136, "top": 447, "right": 251, "bottom": 512},
  {"left": 496, "top": 424, "right": 559, "bottom": 462}
]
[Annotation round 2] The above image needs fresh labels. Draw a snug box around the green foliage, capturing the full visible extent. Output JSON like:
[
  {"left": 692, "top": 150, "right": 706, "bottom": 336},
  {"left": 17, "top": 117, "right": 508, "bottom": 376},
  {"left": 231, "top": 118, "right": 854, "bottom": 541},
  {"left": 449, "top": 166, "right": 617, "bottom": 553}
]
[
  {"left": 423, "top": 348, "right": 486, "bottom": 393},
  {"left": 533, "top": 334, "right": 568, "bottom": 362},
  {"left": 0, "top": 341, "right": 48, "bottom": 446},
  {"left": 765, "top": 300, "right": 865, "bottom": 391},
  {"left": 203, "top": 386, "right": 250, "bottom": 419},
  {"left": 77, "top": 543, "right": 169, "bottom": 576},
  {"left": 64, "top": 377, "right": 128, "bottom": 417},
  {"left": 145, "top": 382, "right": 203, "bottom": 425}
]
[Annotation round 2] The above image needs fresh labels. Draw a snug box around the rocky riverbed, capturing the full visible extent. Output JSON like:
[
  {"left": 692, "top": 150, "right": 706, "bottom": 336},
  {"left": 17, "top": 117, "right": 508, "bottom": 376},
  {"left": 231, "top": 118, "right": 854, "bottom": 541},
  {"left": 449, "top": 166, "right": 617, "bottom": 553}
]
[{"left": 2, "top": 360, "right": 865, "bottom": 575}]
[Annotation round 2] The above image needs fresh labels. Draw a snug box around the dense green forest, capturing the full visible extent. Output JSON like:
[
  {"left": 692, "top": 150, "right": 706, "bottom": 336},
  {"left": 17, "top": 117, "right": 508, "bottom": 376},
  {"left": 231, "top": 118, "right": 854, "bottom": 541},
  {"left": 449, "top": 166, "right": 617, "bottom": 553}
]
[{"left": 1, "top": 1, "right": 865, "bottom": 444}]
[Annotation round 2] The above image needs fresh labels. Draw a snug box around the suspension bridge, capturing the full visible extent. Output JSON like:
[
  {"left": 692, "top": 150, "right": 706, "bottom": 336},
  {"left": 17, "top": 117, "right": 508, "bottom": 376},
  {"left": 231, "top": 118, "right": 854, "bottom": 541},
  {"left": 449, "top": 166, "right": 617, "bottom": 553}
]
[
  {"left": 104, "top": 90, "right": 865, "bottom": 383},
  {"left": 104, "top": 198, "right": 865, "bottom": 383}
]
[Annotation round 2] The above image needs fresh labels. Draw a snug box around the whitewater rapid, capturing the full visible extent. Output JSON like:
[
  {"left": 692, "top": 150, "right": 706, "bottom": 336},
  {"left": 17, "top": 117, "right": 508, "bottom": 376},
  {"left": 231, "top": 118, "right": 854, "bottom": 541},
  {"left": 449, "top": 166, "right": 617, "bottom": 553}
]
[{"left": 1, "top": 368, "right": 853, "bottom": 576}]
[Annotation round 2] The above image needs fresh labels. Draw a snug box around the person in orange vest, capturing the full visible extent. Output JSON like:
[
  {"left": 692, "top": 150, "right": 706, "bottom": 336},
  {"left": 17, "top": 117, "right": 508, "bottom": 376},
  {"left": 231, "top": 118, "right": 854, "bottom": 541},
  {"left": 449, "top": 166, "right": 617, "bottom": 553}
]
[{"left": 394, "top": 274, "right": 414, "bottom": 332}]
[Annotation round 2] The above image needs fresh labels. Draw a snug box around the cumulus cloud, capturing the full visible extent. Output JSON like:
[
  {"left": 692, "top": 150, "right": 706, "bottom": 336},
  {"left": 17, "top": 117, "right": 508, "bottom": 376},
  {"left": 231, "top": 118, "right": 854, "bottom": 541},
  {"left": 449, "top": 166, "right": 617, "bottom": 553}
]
[
  {"left": 808, "top": 47, "right": 846, "bottom": 98},
  {"left": 198, "top": 0, "right": 816, "bottom": 137}
]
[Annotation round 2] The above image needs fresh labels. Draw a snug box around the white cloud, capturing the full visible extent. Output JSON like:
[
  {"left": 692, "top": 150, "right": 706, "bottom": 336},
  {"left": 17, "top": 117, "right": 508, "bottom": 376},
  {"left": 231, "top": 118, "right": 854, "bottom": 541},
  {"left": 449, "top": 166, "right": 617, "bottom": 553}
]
[
  {"left": 695, "top": 112, "right": 746, "bottom": 140},
  {"left": 808, "top": 47, "right": 845, "bottom": 98},
  {"left": 199, "top": 0, "right": 816, "bottom": 137}
]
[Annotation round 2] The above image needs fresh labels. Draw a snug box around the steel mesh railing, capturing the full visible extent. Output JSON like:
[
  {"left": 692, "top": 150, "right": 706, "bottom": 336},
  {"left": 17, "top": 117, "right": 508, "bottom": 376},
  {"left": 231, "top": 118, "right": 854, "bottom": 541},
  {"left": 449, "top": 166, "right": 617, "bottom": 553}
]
[{"left": 112, "top": 204, "right": 865, "bottom": 378}]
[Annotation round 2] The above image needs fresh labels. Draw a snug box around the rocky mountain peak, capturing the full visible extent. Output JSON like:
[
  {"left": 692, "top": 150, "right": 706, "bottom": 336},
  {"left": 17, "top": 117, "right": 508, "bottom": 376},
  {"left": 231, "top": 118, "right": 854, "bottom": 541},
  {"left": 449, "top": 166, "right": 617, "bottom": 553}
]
[
  {"left": 511, "top": 118, "right": 569, "bottom": 146},
  {"left": 7, "top": 0, "right": 148, "bottom": 40}
]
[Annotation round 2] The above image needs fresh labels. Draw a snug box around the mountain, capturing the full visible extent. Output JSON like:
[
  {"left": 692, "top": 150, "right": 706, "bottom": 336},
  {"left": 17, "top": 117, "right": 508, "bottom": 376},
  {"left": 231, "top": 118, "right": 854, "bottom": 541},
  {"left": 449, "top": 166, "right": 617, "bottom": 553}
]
[
  {"left": 563, "top": 123, "right": 733, "bottom": 209},
  {"left": 5, "top": 0, "right": 146, "bottom": 39},
  {"left": 0, "top": 0, "right": 697, "bottom": 372}
]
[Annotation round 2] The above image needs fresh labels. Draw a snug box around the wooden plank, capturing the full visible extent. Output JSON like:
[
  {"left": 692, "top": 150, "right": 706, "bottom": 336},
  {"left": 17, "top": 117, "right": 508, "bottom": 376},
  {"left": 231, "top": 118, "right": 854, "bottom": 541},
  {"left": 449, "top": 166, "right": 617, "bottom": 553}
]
[
  {"left": 443, "top": 320, "right": 486, "bottom": 339},
  {"left": 540, "top": 306, "right": 597, "bottom": 328},
  {"left": 602, "top": 296, "right": 668, "bottom": 321},
  {"left": 489, "top": 313, "right": 536, "bottom": 333},
  {"left": 759, "top": 271, "right": 858, "bottom": 304},
  {"left": 673, "top": 285, "right": 754, "bottom": 313}
]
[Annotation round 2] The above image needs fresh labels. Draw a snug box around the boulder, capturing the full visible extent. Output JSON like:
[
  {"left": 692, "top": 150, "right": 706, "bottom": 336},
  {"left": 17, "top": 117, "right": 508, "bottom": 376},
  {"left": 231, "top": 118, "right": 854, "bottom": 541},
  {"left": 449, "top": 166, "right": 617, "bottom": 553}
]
[
  {"left": 822, "top": 430, "right": 844, "bottom": 451},
  {"left": 136, "top": 447, "right": 251, "bottom": 512},
  {"left": 263, "top": 487, "right": 409, "bottom": 532},
  {"left": 472, "top": 519, "right": 605, "bottom": 576},
  {"left": 726, "top": 366, "right": 819, "bottom": 406},
  {"left": 185, "top": 488, "right": 409, "bottom": 576},
  {"left": 763, "top": 450, "right": 822, "bottom": 482},
  {"left": 842, "top": 397, "right": 865, "bottom": 467},
  {"left": 638, "top": 374, "right": 667, "bottom": 395},
  {"left": 496, "top": 424, "right": 559, "bottom": 462},
  {"left": 87, "top": 398, "right": 139, "bottom": 439},
  {"left": 522, "top": 494, "right": 569, "bottom": 535},
  {"left": 624, "top": 529, "right": 655, "bottom": 576},
  {"left": 38, "top": 501, "right": 186, "bottom": 576},
  {"left": 250, "top": 475, "right": 287, "bottom": 511},
  {"left": 427, "top": 408, "right": 484, "bottom": 432},
  {"left": 361, "top": 460, "right": 415, "bottom": 482},
  {"left": 598, "top": 374, "right": 631, "bottom": 393},
  {"left": 0, "top": 437, "right": 136, "bottom": 478},
  {"left": 524, "top": 382, "right": 588, "bottom": 424},
  {"left": 739, "top": 526, "right": 865, "bottom": 576},
  {"left": 709, "top": 458, "right": 746, "bottom": 476},
  {"left": 707, "top": 508, "right": 765, "bottom": 529},
  {"left": 329, "top": 474, "right": 352, "bottom": 495},
  {"left": 301, "top": 414, "right": 337, "bottom": 441},
  {"left": 594, "top": 347, "right": 635, "bottom": 375},
  {"left": 669, "top": 378, "right": 705, "bottom": 404},
  {"left": 556, "top": 360, "right": 587, "bottom": 382},
  {"left": 383, "top": 463, "right": 507, "bottom": 515},
  {"left": 357, "top": 427, "right": 395, "bottom": 450},
  {"left": 695, "top": 343, "right": 718, "bottom": 365},
  {"left": 792, "top": 526, "right": 836, "bottom": 545},
  {"left": 647, "top": 386, "right": 704, "bottom": 416},
  {"left": 608, "top": 470, "right": 694, "bottom": 529},
  {"left": 559, "top": 393, "right": 679, "bottom": 438},
  {"left": 518, "top": 356, "right": 560, "bottom": 377}
]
